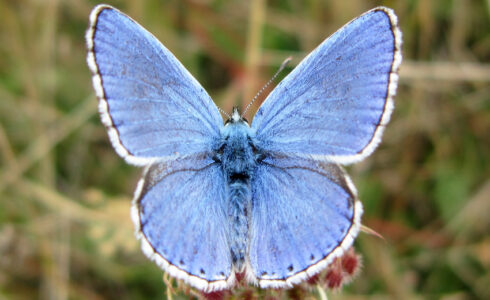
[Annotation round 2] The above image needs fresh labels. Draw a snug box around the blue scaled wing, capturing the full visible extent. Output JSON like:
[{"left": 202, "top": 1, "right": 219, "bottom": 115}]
[
  {"left": 86, "top": 5, "right": 223, "bottom": 165},
  {"left": 252, "top": 7, "right": 402, "bottom": 164},
  {"left": 248, "top": 156, "right": 362, "bottom": 288},
  {"left": 132, "top": 154, "right": 233, "bottom": 291}
]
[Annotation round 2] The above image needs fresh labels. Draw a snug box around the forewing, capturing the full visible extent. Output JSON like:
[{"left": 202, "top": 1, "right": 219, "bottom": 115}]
[
  {"left": 248, "top": 156, "right": 362, "bottom": 288},
  {"left": 252, "top": 7, "right": 402, "bottom": 164},
  {"left": 132, "top": 155, "right": 233, "bottom": 291},
  {"left": 86, "top": 5, "right": 223, "bottom": 165}
]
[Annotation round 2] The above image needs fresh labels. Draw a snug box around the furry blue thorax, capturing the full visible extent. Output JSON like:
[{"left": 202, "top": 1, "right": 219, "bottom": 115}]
[{"left": 219, "top": 109, "right": 257, "bottom": 178}]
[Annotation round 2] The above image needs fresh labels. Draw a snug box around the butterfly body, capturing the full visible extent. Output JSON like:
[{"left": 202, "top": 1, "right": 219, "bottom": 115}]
[
  {"left": 86, "top": 4, "right": 402, "bottom": 292},
  {"left": 217, "top": 108, "right": 258, "bottom": 270}
]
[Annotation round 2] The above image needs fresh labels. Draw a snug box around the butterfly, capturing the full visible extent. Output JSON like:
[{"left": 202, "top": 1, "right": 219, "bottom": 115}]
[{"left": 86, "top": 4, "right": 402, "bottom": 291}]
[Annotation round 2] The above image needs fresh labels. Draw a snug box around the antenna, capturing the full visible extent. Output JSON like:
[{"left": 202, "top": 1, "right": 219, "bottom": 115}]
[
  {"left": 217, "top": 106, "right": 231, "bottom": 119},
  {"left": 241, "top": 56, "right": 292, "bottom": 117}
]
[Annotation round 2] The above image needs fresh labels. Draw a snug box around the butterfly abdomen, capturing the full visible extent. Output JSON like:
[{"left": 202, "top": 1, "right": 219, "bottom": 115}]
[{"left": 227, "top": 177, "right": 250, "bottom": 270}]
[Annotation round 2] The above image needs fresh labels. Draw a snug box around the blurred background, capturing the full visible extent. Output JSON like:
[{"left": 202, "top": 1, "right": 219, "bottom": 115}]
[{"left": 0, "top": 0, "right": 489, "bottom": 299}]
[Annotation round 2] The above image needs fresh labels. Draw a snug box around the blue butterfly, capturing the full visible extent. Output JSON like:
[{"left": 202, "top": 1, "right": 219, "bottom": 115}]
[{"left": 86, "top": 5, "right": 402, "bottom": 291}]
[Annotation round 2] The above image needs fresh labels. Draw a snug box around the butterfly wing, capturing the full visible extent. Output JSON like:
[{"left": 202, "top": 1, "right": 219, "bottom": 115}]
[
  {"left": 86, "top": 5, "right": 223, "bottom": 166},
  {"left": 248, "top": 156, "right": 362, "bottom": 288},
  {"left": 132, "top": 154, "right": 233, "bottom": 291},
  {"left": 251, "top": 7, "right": 402, "bottom": 164}
]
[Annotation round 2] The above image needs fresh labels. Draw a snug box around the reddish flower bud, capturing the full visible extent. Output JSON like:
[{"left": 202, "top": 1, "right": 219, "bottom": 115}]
[
  {"left": 341, "top": 252, "right": 359, "bottom": 275},
  {"left": 235, "top": 271, "right": 246, "bottom": 285},
  {"left": 201, "top": 290, "right": 228, "bottom": 300},
  {"left": 306, "top": 273, "right": 320, "bottom": 285},
  {"left": 325, "top": 260, "right": 344, "bottom": 290}
]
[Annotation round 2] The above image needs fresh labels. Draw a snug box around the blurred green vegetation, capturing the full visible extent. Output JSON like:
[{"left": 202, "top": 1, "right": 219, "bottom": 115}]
[{"left": 0, "top": 0, "right": 489, "bottom": 299}]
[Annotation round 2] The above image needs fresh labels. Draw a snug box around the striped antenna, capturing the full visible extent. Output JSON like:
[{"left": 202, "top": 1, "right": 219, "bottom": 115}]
[
  {"left": 217, "top": 106, "right": 231, "bottom": 119},
  {"left": 241, "top": 56, "right": 292, "bottom": 117}
]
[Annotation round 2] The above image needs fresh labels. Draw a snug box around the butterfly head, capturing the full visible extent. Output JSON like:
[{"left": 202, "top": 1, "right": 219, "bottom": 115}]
[{"left": 225, "top": 107, "right": 249, "bottom": 127}]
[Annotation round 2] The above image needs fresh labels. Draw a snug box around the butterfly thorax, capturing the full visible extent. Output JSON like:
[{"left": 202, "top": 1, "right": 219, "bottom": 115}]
[{"left": 213, "top": 108, "right": 259, "bottom": 271}]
